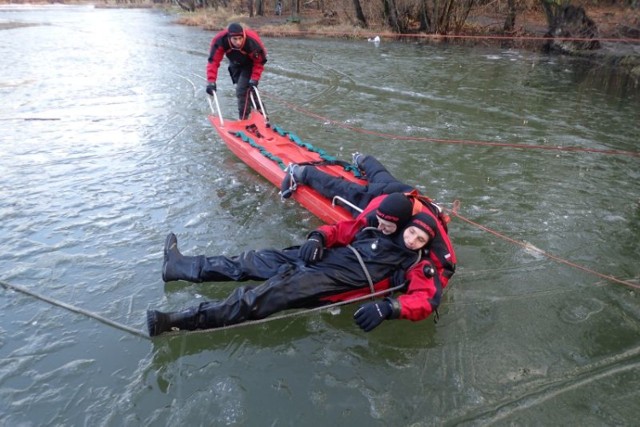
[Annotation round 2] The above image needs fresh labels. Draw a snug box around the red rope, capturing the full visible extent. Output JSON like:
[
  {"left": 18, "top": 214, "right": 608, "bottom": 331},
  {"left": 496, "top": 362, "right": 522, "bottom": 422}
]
[
  {"left": 260, "top": 96, "right": 639, "bottom": 290},
  {"left": 260, "top": 29, "right": 640, "bottom": 44},
  {"left": 446, "top": 201, "right": 640, "bottom": 290},
  {"left": 264, "top": 94, "right": 640, "bottom": 158}
]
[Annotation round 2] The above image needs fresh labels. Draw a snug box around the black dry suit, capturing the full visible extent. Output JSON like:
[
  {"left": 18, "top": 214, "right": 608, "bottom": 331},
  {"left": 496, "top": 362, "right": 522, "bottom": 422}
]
[
  {"left": 297, "top": 154, "right": 414, "bottom": 215},
  {"left": 185, "top": 227, "right": 420, "bottom": 330}
]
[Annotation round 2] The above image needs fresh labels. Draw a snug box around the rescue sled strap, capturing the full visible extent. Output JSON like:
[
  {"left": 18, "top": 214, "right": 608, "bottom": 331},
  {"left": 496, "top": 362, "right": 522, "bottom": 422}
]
[
  {"left": 272, "top": 125, "right": 363, "bottom": 178},
  {"left": 233, "top": 130, "right": 287, "bottom": 170}
]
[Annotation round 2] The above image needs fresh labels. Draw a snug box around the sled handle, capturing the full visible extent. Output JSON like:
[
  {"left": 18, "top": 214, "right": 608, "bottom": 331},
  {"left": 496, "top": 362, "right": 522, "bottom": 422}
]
[
  {"left": 332, "top": 196, "right": 363, "bottom": 213},
  {"left": 249, "top": 87, "right": 269, "bottom": 126},
  {"left": 207, "top": 91, "right": 224, "bottom": 127}
]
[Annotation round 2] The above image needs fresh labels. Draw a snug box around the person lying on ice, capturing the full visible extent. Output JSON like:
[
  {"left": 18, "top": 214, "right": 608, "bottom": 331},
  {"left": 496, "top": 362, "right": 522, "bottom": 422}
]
[
  {"left": 147, "top": 196, "right": 447, "bottom": 337},
  {"left": 280, "top": 153, "right": 457, "bottom": 290}
]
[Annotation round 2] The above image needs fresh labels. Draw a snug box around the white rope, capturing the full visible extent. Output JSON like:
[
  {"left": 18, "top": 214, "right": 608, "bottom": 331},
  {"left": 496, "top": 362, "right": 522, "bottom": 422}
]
[
  {"left": 157, "top": 283, "right": 406, "bottom": 337},
  {"left": 1, "top": 280, "right": 150, "bottom": 340}
]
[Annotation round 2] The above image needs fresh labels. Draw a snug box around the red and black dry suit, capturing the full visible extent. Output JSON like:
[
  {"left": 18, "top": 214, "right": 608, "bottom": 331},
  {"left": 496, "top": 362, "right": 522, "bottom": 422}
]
[
  {"left": 181, "top": 214, "right": 434, "bottom": 329},
  {"left": 296, "top": 155, "right": 457, "bottom": 296},
  {"left": 207, "top": 28, "right": 267, "bottom": 119},
  {"left": 319, "top": 195, "right": 455, "bottom": 320}
]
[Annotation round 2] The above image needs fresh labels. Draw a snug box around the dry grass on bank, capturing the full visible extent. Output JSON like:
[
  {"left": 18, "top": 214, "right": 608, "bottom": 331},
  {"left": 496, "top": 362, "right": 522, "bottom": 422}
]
[{"left": 174, "top": 2, "right": 638, "bottom": 41}]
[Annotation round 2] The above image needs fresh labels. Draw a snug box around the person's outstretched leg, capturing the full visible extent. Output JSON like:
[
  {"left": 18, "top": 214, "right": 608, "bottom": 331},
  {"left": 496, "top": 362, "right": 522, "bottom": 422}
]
[
  {"left": 147, "top": 307, "right": 203, "bottom": 336},
  {"left": 199, "top": 248, "right": 300, "bottom": 282},
  {"left": 279, "top": 163, "right": 305, "bottom": 199},
  {"left": 163, "top": 233, "right": 299, "bottom": 283},
  {"left": 280, "top": 165, "right": 373, "bottom": 215},
  {"left": 162, "top": 233, "right": 206, "bottom": 283},
  {"left": 195, "top": 268, "right": 350, "bottom": 328},
  {"left": 356, "top": 154, "right": 396, "bottom": 184},
  {"left": 148, "top": 267, "right": 360, "bottom": 336},
  {"left": 356, "top": 154, "right": 414, "bottom": 194}
]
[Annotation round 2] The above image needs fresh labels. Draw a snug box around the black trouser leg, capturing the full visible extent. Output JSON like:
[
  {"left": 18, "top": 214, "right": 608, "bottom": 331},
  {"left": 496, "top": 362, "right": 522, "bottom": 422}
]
[
  {"left": 164, "top": 232, "right": 299, "bottom": 283},
  {"left": 195, "top": 268, "right": 354, "bottom": 329},
  {"left": 146, "top": 307, "right": 203, "bottom": 336},
  {"left": 163, "top": 233, "right": 206, "bottom": 283},
  {"left": 359, "top": 156, "right": 413, "bottom": 194},
  {"left": 236, "top": 67, "right": 252, "bottom": 119},
  {"left": 199, "top": 248, "right": 300, "bottom": 282},
  {"left": 300, "top": 167, "right": 372, "bottom": 215}
]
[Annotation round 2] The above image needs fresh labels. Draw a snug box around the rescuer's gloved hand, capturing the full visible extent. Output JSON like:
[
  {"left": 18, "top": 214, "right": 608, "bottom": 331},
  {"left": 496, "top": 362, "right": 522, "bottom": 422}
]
[
  {"left": 206, "top": 82, "right": 217, "bottom": 95},
  {"left": 299, "top": 232, "right": 324, "bottom": 264},
  {"left": 248, "top": 79, "right": 258, "bottom": 88},
  {"left": 354, "top": 299, "right": 392, "bottom": 332}
]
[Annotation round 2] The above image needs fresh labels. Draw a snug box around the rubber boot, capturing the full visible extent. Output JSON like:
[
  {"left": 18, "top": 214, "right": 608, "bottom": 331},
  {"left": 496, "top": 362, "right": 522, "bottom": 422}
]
[
  {"left": 146, "top": 307, "right": 202, "bottom": 336},
  {"left": 162, "top": 233, "right": 204, "bottom": 283},
  {"left": 352, "top": 151, "right": 365, "bottom": 168},
  {"left": 279, "top": 164, "right": 305, "bottom": 199}
]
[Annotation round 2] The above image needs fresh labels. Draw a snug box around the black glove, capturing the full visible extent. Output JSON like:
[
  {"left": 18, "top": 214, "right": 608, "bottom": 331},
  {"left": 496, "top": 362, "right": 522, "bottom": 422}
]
[
  {"left": 206, "top": 82, "right": 217, "bottom": 95},
  {"left": 299, "top": 232, "right": 324, "bottom": 264},
  {"left": 354, "top": 300, "right": 392, "bottom": 332},
  {"left": 248, "top": 79, "right": 258, "bottom": 88}
]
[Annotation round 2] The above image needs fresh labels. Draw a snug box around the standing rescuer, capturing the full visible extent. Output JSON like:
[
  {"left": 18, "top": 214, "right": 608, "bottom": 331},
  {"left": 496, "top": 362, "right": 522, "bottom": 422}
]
[{"left": 206, "top": 22, "right": 268, "bottom": 119}]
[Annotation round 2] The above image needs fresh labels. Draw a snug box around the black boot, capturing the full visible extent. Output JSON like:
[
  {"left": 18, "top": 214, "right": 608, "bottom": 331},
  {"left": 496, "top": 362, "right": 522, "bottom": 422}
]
[
  {"left": 162, "top": 233, "right": 204, "bottom": 283},
  {"left": 279, "top": 164, "right": 305, "bottom": 199},
  {"left": 146, "top": 308, "right": 201, "bottom": 336}
]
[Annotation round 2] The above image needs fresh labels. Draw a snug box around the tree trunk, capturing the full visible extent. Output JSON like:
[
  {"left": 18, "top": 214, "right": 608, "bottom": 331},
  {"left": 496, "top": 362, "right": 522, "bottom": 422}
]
[
  {"left": 353, "top": 0, "right": 368, "bottom": 28},
  {"left": 383, "top": 0, "right": 400, "bottom": 32},
  {"left": 256, "top": 0, "right": 263, "bottom": 16},
  {"left": 176, "top": 0, "right": 195, "bottom": 12},
  {"left": 543, "top": 3, "right": 601, "bottom": 53},
  {"left": 418, "top": 0, "right": 431, "bottom": 32},
  {"left": 453, "top": 0, "right": 475, "bottom": 33},
  {"left": 504, "top": 0, "right": 516, "bottom": 32}
]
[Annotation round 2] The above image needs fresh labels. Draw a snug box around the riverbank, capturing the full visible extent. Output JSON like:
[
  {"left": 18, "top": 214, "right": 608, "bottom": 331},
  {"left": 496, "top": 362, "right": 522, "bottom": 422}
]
[
  {"left": 172, "top": 4, "right": 638, "bottom": 41},
  {"left": 172, "top": 3, "right": 639, "bottom": 76},
  {"left": 1, "top": 2, "right": 637, "bottom": 74}
]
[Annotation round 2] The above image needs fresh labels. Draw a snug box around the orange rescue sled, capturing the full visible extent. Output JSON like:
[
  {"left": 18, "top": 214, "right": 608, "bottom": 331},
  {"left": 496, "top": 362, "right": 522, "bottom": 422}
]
[{"left": 207, "top": 90, "right": 366, "bottom": 224}]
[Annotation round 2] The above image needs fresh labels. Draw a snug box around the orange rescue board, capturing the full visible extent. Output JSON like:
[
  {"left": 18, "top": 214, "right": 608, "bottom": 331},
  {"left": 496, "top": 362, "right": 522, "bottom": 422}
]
[{"left": 208, "top": 112, "right": 366, "bottom": 224}]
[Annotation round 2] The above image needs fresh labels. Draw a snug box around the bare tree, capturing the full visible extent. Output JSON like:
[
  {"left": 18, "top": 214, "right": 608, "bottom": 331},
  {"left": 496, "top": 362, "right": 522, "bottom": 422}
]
[
  {"left": 383, "top": 0, "right": 413, "bottom": 33},
  {"left": 415, "top": 0, "right": 478, "bottom": 34},
  {"left": 418, "top": 0, "right": 431, "bottom": 32},
  {"left": 541, "top": 0, "right": 570, "bottom": 28},
  {"left": 353, "top": 0, "right": 368, "bottom": 27},
  {"left": 504, "top": 0, "right": 517, "bottom": 32},
  {"left": 176, "top": 0, "right": 196, "bottom": 11},
  {"left": 542, "top": 1, "right": 601, "bottom": 52},
  {"left": 289, "top": 0, "right": 299, "bottom": 17}
]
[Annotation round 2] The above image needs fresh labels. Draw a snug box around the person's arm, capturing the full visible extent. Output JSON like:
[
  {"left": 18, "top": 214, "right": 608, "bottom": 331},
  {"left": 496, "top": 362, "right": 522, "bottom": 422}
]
[
  {"left": 353, "top": 260, "right": 442, "bottom": 331},
  {"left": 249, "top": 49, "right": 266, "bottom": 81},
  {"left": 315, "top": 216, "right": 367, "bottom": 247},
  {"left": 244, "top": 31, "right": 267, "bottom": 82},
  {"left": 206, "top": 34, "right": 226, "bottom": 83},
  {"left": 391, "top": 260, "right": 442, "bottom": 321},
  {"left": 421, "top": 213, "right": 457, "bottom": 289}
]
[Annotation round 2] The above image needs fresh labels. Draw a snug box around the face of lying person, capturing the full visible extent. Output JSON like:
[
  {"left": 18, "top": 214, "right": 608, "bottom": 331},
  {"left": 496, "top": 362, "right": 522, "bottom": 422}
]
[
  {"left": 376, "top": 215, "right": 397, "bottom": 235},
  {"left": 403, "top": 226, "right": 430, "bottom": 251}
]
